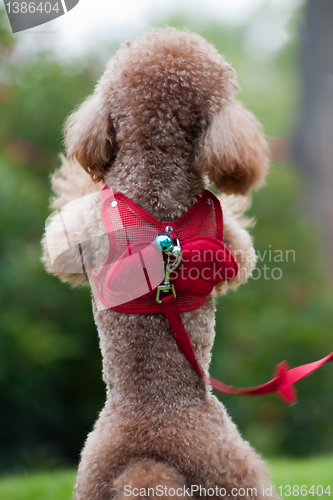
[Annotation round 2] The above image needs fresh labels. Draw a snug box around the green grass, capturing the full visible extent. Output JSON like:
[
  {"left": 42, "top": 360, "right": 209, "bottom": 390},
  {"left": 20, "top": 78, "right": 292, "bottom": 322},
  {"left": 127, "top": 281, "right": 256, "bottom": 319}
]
[
  {"left": 0, "top": 456, "right": 332, "bottom": 500},
  {"left": 0, "top": 469, "right": 76, "bottom": 500},
  {"left": 270, "top": 455, "right": 333, "bottom": 498}
]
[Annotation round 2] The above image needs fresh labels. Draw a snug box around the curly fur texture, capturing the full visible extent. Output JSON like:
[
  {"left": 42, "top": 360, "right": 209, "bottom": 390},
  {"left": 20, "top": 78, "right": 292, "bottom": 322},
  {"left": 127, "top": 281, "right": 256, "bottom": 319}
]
[{"left": 42, "top": 27, "right": 276, "bottom": 500}]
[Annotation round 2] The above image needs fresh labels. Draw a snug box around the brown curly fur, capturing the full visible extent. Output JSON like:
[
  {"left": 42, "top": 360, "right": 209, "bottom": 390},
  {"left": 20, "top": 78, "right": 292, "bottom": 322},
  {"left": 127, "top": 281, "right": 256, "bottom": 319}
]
[{"left": 42, "top": 28, "right": 277, "bottom": 500}]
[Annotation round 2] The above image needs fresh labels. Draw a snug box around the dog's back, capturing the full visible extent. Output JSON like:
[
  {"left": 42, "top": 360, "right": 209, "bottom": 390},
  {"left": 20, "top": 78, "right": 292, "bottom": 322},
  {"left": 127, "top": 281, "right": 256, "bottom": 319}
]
[{"left": 42, "top": 28, "right": 275, "bottom": 500}]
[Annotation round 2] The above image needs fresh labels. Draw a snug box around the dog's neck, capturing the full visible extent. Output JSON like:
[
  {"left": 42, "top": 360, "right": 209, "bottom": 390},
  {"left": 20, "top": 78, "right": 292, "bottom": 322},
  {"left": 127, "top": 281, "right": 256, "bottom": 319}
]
[{"left": 104, "top": 150, "right": 207, "bottom": 221}]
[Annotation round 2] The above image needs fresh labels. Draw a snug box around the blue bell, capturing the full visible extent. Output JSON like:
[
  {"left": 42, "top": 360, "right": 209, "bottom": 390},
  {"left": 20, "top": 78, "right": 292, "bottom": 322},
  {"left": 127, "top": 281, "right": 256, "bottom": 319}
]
[{"left": 155, "top": 234, "right": 174, "bottom": 252}]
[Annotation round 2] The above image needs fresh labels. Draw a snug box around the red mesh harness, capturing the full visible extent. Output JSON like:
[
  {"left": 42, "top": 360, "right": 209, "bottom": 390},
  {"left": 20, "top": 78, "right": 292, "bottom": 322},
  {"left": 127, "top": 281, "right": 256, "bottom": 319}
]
[
  {"left": 93, "top": 187, "right": 237, "bottom": 313},
  {"left": 92, "top": 186, "right": 333, "bottom": 404}
]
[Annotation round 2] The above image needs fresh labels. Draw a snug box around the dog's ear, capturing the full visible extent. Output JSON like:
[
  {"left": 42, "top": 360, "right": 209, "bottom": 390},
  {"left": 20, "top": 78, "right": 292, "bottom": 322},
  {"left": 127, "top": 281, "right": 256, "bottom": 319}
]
[
  {"left": 64, "top": 92, "right": 117, "bottom": 182},
  {"left": 197, "top": 100, "right": 269, "bottom": 195}
]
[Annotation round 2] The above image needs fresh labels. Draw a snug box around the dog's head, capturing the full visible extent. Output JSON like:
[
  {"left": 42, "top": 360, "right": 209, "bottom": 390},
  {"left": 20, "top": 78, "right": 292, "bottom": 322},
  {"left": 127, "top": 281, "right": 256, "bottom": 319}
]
[{"left": 65, "top": 28, "right": 269, "bottom": 195}]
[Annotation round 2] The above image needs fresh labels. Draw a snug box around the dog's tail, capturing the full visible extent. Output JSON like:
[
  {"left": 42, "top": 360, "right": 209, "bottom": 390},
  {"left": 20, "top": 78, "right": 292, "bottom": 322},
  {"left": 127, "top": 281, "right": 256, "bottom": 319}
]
[
  {"left": 112, "top": 459, "right": 189, "bottom": 500},
  {"left": 49, "top": 154, "right": 104, "bottom": 210}
]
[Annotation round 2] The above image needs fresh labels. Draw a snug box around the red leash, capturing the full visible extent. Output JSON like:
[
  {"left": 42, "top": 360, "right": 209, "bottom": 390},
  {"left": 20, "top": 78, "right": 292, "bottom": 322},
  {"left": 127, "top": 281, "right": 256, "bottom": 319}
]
[
  {"left": 161, "top": 294, "right": 206, "bottom": 380},
  {"left": 161, "top": 293, "right": 333, "bottom": 404},
  {"left": 93, "top": 187, "right": 332, "bottom": 405}
]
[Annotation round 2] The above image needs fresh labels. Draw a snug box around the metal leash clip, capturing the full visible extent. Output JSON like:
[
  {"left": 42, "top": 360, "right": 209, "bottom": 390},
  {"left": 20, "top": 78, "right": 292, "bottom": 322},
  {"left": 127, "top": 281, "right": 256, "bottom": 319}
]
[{"left": 155, "top": 236, "right": 182, "bottom": 304}]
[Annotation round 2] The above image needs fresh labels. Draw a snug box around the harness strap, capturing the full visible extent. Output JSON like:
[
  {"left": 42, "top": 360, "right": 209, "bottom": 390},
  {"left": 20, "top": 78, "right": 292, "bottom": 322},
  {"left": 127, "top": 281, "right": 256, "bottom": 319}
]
[
  {"left": 161, "top": 293, "right": 333, "bottom": 405},
  {"left": 161, "top": 294, "right": 206, "bottom": 380}
]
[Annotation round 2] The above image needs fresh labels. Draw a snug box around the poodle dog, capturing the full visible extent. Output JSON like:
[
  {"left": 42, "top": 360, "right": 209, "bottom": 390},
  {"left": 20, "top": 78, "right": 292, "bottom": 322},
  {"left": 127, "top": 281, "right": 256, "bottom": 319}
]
[{"left": 42, "top": 28, "right": 277, "bottom": 500}]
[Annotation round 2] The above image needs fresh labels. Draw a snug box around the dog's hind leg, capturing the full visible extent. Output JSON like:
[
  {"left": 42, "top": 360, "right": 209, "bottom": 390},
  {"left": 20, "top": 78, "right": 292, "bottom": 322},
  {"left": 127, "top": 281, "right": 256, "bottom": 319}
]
[
  {"left": 112, "top": 459, "right": 188, "bottom": 500},
  {"left": 73, "top": 405, "right": 188, "bottom": 500}
]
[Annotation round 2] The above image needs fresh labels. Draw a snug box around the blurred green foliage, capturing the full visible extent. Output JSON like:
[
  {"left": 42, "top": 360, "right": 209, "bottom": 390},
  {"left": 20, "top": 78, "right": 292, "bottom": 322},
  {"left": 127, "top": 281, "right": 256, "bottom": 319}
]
[
  {"left": 0, "top": 4, "right": 332, "bottom": 474},
  {"left": 0, "top": 9, "right": 105, "bottom": 472}
]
